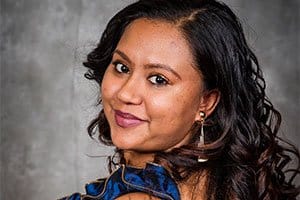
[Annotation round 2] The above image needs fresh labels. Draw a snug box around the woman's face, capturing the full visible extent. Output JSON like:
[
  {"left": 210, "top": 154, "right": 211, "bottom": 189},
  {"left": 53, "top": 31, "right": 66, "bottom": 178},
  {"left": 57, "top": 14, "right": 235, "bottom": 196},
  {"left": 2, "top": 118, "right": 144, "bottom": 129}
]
[{"left": 101, "top": 18, "right": 207, "bottom": 152}]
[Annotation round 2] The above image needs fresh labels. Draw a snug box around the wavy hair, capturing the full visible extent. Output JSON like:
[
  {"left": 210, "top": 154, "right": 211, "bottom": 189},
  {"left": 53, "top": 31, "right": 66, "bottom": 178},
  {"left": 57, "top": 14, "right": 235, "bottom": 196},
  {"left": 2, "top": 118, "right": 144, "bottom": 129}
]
[{"left": 83, "top": 0, "right": 300, "bottom": 199}]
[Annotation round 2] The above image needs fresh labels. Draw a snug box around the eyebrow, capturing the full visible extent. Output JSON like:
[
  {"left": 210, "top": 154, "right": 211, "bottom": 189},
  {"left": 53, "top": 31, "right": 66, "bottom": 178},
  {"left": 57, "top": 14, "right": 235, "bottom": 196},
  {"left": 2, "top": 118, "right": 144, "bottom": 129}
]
[
  {"left": 113, "top": 49, "right": 182, "bottom": 80},
  {"left": 144, "top": 63, "right": 182, "bottom": 80},
  {"left": 114, "top": 49, "right": 133, "bottom": 65}
]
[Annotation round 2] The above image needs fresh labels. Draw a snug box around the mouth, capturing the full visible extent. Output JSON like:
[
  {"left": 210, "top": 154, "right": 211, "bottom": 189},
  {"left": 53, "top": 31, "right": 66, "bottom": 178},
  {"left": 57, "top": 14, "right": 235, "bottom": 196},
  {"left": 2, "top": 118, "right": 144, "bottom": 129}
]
[{"left": 114, "top": 110, "right": 146, "bottom": 128}]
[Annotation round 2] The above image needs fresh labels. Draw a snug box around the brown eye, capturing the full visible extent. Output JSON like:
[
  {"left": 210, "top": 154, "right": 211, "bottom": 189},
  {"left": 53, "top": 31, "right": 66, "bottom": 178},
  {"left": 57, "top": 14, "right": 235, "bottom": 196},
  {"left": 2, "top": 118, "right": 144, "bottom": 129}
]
[
  {"left": 114, "top": 62, "right": 129, "bottom": 73},
  {"left": 148, "top": 75, "right": 168, "bottom": 85}
]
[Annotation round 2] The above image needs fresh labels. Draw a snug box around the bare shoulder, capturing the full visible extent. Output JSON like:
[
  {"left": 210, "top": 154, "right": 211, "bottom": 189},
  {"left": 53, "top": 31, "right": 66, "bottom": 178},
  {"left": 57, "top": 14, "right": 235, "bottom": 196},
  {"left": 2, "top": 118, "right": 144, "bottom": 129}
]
[{"left": 115, "top": 192, "right": 161, "bottom": 200}]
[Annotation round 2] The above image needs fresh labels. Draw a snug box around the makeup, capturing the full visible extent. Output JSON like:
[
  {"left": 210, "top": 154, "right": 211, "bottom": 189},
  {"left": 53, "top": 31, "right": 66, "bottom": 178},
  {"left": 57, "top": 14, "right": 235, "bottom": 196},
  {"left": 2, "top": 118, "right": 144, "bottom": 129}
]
[{"left": 114, "top": 110, "right": 146, "bottom": 128}]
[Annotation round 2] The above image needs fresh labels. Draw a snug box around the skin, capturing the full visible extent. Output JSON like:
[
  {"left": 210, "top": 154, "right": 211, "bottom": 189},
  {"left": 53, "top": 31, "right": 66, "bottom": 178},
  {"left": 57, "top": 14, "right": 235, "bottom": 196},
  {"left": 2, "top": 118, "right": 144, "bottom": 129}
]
[
  {"left": 101, "top": 18, "right": 219, "bottom": 199},
  {"left": 115, "top": 192, "right": 160, "bottom": 200}
]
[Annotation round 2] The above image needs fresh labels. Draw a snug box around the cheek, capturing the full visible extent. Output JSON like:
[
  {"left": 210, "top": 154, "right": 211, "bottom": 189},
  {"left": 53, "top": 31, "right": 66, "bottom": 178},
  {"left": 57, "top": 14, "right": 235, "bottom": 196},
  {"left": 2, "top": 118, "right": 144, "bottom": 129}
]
[
  {"left": 101, "top": 71, "right": 119, "bottom": 101},
  {"left": 148, "top": 88, "right": 199, "bottom": 124}
]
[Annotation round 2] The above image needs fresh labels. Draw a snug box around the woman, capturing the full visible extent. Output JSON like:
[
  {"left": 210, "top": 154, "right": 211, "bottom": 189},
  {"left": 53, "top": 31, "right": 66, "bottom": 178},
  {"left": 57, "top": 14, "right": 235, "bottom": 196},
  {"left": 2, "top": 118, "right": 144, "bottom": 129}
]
[{"left": 60, "top": 0, "right": 300, "bottom": 199}]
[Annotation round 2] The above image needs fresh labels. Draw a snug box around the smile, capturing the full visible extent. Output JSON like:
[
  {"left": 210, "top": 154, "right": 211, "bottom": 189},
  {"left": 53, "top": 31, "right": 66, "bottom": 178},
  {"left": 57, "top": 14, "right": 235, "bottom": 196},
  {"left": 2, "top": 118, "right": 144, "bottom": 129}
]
[{"left": 114, "top": 110, "right": 146, "bottom": 128}]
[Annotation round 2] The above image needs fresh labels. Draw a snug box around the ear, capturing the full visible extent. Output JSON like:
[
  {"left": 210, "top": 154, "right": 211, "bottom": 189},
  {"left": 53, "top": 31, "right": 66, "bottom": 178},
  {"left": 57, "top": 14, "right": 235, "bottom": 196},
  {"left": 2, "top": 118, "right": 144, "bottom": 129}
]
[{"left": 194, "top": 89, "right": 220, "bottom": 121}]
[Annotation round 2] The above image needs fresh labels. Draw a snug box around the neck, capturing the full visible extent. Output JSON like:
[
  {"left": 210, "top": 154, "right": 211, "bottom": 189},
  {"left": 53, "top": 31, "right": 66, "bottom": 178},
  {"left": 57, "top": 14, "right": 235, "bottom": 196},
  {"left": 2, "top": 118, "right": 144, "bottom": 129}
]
[
  {"left": 178, "top": 170, "right": 208, "bottom": 200},
  {"left": 124, "top": 150, "right": 155, "bottom": 168}
]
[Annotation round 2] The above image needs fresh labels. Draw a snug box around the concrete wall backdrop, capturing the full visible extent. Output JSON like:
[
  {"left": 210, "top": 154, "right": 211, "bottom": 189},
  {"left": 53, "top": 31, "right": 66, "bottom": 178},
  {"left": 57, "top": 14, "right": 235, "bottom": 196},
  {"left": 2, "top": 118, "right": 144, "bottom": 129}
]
[{"left": 0, "top": 0, "right": 299, "bottom": 199}]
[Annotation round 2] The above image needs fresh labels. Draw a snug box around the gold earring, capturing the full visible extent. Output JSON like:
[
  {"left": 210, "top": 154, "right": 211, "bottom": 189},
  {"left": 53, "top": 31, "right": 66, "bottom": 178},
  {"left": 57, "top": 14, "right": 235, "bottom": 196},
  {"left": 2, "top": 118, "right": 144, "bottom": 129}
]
[{"left": 198, "top": 111, "right": 208, "bottom": 162}]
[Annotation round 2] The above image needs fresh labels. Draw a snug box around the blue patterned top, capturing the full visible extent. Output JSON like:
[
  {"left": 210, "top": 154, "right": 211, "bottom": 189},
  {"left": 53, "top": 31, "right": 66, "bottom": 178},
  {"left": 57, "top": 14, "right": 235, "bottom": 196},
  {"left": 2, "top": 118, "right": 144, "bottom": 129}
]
[{"left": 59, "top": 163, "right": 180, "bottom": 200}]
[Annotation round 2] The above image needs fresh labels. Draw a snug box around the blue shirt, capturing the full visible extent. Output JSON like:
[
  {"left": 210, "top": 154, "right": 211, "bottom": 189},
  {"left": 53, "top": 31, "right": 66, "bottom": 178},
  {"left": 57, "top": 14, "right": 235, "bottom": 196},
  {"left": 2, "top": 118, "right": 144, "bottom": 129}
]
[{"left": 59, "top": 162, "right": 180, "bottom": 200}]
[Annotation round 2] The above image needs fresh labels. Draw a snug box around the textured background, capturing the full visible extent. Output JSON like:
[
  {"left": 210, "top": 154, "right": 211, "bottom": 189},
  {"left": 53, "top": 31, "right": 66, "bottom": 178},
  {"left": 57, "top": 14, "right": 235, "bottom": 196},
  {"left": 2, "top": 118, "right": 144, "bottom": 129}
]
[{"left": 0, "top": 0, "right": 299, "bottom": 199}]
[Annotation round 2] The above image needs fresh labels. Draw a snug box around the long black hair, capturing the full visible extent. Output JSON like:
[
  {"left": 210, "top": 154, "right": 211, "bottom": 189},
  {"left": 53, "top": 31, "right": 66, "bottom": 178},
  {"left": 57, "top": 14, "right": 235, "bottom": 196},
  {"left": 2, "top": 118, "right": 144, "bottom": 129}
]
[{"left": 83, "top": 0, "right": 300, "bottom": 199}]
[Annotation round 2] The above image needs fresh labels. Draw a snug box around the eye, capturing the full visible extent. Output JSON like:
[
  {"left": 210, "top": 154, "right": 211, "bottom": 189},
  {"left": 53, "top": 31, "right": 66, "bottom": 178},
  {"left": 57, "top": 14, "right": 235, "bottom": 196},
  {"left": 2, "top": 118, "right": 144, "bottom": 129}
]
[
  {"left": 148, "top": 75, "right": 169, "bottom": 86},
  {"left": 114, "top": 62, "right": 130, "bottom": 74}
]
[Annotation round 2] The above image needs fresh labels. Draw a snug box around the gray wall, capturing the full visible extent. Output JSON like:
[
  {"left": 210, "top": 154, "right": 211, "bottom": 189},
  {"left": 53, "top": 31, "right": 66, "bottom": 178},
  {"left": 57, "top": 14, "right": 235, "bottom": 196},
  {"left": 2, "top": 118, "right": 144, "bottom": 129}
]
[{"left": 0, "top": 0, "right": 299, "bottom": 199}]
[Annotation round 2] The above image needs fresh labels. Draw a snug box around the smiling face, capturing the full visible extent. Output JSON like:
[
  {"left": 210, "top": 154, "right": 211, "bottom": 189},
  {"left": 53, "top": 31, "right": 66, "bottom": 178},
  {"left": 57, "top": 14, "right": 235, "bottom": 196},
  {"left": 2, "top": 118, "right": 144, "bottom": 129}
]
[{"left": 101, "top": 18, "right": 211, "bottom": 152}]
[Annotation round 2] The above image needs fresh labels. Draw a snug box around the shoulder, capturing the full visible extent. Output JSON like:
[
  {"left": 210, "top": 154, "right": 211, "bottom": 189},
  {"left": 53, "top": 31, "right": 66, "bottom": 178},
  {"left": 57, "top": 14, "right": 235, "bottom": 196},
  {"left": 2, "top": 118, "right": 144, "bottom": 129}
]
[
  {"left": 59, "top": 163, "right": 181, "bottom": 200},
  {"left": 115, "top": 192, "right": 161, "bottom": 200}
]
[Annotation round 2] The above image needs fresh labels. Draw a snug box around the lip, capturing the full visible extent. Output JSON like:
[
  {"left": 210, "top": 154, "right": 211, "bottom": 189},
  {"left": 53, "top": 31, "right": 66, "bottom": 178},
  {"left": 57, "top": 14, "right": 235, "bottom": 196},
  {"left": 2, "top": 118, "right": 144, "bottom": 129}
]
[{"left": 114, "top": 110, "right": 146, "bottom": 128}]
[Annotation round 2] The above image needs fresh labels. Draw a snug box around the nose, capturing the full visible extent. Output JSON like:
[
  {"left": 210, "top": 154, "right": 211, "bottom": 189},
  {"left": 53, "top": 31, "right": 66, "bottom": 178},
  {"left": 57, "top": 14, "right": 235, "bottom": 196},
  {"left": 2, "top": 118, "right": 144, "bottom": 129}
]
[{"left": 116, "top": 75, "right": 143, "bottom": 105}]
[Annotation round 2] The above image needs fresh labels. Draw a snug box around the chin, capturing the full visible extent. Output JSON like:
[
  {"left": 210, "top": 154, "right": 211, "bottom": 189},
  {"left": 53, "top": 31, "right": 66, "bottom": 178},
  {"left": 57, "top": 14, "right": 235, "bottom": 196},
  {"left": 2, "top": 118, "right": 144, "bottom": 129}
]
[
  {"left": 111, "top": 136, "right": 139, "bottom": 150},
  {"left": 112, "top": 139, "right": 149, "bottom": 152},
  {"left": 109, "top": 127, "right": 148, "bottom": 149}
]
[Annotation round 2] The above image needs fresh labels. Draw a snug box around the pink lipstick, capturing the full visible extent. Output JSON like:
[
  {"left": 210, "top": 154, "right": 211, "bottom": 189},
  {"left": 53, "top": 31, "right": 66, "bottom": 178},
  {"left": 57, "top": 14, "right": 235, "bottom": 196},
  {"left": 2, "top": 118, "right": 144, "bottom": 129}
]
[{"left": 114, "top": 110, "right": 145, "bottom": 128}]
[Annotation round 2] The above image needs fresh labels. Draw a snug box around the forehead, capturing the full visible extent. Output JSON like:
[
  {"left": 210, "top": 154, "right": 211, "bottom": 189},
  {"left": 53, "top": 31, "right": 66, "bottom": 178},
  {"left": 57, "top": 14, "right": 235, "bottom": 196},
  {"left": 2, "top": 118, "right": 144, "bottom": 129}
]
[{"left": 116, "top": 18, "right": 199, "bottom": 74}]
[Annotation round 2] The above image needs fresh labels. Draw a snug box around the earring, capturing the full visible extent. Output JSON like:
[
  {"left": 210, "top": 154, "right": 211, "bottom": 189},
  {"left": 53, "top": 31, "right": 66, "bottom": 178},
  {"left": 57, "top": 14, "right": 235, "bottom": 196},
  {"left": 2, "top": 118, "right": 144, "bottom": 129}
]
[{"left": 198, "top": 111, "right": 208, "bottom": 162}]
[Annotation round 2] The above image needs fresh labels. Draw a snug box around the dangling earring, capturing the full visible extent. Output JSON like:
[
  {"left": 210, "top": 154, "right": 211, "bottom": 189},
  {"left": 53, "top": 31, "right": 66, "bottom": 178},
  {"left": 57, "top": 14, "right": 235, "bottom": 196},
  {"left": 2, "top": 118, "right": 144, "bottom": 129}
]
[{"left": 198, "top": 111, "right": 208, "bottom": 162}]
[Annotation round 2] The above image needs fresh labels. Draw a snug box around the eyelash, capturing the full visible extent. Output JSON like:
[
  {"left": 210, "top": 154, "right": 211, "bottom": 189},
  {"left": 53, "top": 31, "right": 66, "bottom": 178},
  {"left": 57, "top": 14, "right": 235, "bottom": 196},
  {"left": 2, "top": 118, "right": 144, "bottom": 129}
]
[{"left": 112, "top": 61, "right": 169, "bottom": 86}]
